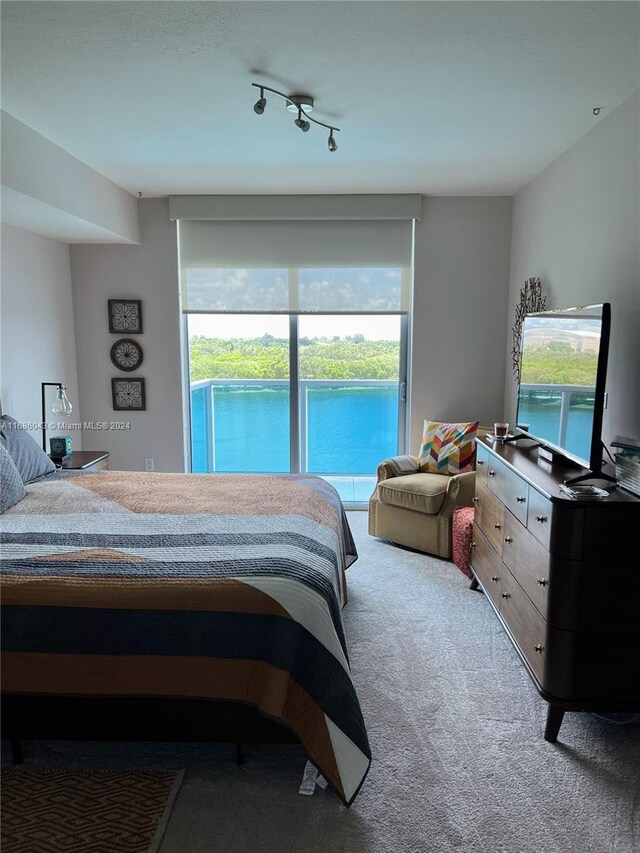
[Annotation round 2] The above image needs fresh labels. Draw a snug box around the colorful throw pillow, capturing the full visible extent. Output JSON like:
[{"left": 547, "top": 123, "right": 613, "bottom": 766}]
[{"left": 418, "top": 420, "right": 479, "bottom": 475}]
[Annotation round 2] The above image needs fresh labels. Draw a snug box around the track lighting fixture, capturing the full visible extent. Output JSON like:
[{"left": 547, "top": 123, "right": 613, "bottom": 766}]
[
  {"left": 251, "top": 82, "right": 340, "bottom": 151},
  {"left": 253, "top": 87, "right": 266, "bottom": 115}
]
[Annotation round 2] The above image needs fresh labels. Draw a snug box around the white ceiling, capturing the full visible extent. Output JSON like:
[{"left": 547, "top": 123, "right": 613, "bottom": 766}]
[{"left": 1, "top": 1, "right": 638, "bottom": 197}]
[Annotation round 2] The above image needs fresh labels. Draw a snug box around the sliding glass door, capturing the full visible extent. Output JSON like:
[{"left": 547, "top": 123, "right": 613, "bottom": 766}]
[
  {"left": 186, "top": 311, "right": 407, "bottom": 499},
  {"left": 189, "top": 314, "right": 290, "bottom": 473},
  {"left": 298, "top": 314, "right": 405, "bottom": 500},
  {"left": 179, "top": 219, "right": 413, "bottom": 500}
]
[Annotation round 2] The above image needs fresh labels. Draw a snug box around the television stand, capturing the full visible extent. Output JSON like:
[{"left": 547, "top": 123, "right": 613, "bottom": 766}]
[
  {"left": 537, "top": 445, "right": 582, "bottom": 468},
  {"left": 502, "top": 432, "right": 539, "bottom": 447},
  {"left": 563, "top": 468, "right": 617, "bottom": 486},
  {"left": 533, "top": 445, "right": 617, "bottom": 484}
]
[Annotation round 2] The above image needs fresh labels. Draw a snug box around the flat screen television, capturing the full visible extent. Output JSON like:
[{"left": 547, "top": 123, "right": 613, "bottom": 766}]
[{"left": 515, "top": 303, "right": 611, "bottom": 480}]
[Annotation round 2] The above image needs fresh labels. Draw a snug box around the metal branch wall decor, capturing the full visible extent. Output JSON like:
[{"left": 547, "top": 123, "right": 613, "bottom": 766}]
[{"left": 512, "top": 276, "right": 547, "bottom": 382}]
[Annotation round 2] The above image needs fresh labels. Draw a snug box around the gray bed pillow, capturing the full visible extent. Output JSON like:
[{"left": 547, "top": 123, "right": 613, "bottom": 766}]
[
  {"left": 0, "top": 440, "right": 27, "bottom": 512},
  {"left": 0, "top": 415, "right": 56, "bottom": 483}
]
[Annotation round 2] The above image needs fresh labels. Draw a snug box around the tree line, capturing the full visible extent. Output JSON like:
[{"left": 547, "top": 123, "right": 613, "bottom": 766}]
[
  {"left": 189, "top": 336, "right": 399, "bottom": 380},
  {"left": 521, "top": 343, "right": 598, "bottom": 385}
]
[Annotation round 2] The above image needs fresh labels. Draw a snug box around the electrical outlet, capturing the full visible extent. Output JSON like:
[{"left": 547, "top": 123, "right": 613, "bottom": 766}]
[{"left": 144, "top": 457, "right": 154, "bottom": 472}]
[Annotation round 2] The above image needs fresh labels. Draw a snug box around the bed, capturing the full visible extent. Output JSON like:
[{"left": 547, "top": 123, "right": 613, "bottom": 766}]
[{"left": 0, "top": 469, "right": 371, "bottom": 806}]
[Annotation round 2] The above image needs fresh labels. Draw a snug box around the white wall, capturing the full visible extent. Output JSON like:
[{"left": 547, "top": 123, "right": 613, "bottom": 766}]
[
  {"left": 69, "top": 196, "right": 513, "bottom": 470},
  {"left": 1, "top": 111, "right": 139, "bottom": 244},
  {"left": 505, "top": 92, "right": 640, "bottom": 445},
  {"left": 70, "top": 198, "right": 184, "bottom": 472},
  {"left": 410, "top": 197, "right": 513, "bottom": 451},
  {"left": 0, "top": 223, "right": 81, "bottom": 444}
]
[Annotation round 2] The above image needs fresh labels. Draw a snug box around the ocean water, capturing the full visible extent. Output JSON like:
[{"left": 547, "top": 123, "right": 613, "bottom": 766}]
[
  {"left": 517, "top": 399, "right": 594, "bottom": 462},
  {"left": 191, "top": 385, "right": 399, "bottom": 474},
  {"left": 192, "top": 385, "right": 596, "bottom": 476}
]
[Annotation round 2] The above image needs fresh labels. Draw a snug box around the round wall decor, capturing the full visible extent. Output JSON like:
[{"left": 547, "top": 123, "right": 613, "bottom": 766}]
[{"left": 110, "top": 338, "right": 144, "bottom": 372}]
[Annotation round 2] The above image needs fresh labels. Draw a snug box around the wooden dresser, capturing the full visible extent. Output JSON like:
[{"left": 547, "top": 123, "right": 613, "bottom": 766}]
[{"left": 470, "top": 435, "right": 640, "bottom": 742}]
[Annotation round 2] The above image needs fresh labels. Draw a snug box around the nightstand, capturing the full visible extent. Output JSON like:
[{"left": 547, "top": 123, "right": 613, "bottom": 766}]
[{"left": 58, "top": 451, "right": 110, "bottom": 471}]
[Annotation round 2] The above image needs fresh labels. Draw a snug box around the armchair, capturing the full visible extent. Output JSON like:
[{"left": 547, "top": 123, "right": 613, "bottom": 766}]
[{"left": 368, "top": 454, "right": 477, "bottom": 558}]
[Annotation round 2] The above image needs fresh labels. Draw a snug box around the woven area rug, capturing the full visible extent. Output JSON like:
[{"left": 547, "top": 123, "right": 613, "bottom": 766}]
[{"left": 1, "top": 768, "right": 184, "bottom": 853}]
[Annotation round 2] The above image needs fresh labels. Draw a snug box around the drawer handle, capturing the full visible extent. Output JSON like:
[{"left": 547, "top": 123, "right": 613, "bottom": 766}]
[
  {"left": 501, "top": 592, "right": 510, "bottom": 599},
  {"left": 491, "top": 575, "right": 499, "bottom": 582},
  {"left": 534, "top": 644, "right": 544, "bottom": 653},
  {"left": 471, "top": 541, "right": 476, "bottom": 548},
  {"left": 477, "top": 459, "right": 485, "bottom": 465},
  {"left": 503, "top": 536, "right": 513, "bottom": 544},
  {"left": 537, "top": 578, "right": 549, "bottom": 587},
  {"left": 516, "top": 496, "right": 526, "bottom": 503},
  {"left": 535, "top": 515, "right": 548, "bottom": 524},
  {"left": 488, "top": 470, "right": 496, "bottom": 477},
  {"left": 494, "top": 523, "right": 501, "bottom": 530},
  {"left": 472, "top": 497, "right": 479, "bottom": 504}
]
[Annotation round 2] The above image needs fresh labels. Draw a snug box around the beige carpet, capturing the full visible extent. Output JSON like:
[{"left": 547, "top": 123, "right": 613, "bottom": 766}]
[
  {"left": 2, "top": 511, "right": 639, "bottom": 852},
  {"left": 1, "top": 769, "right": 184, "bottom": 853}
]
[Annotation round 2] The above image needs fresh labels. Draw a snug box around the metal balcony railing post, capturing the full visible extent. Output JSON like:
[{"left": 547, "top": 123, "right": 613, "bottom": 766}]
[
  {"left": 299, "top": 380, "right": 308, "bottom": 474},
  {"left": 206, "top": 381, "right": 215, "bottom": 473},
  {"left": 558, "top": 389, "right": 570, "bottom": 447}
]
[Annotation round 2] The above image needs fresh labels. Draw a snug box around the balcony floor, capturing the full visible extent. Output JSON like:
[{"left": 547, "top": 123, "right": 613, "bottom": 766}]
[{"left": 321, "top": 476, "right": 376, "bottom": 504}]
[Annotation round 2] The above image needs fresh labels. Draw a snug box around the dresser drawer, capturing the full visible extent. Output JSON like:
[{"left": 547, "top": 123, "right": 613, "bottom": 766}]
[
  {"left": 474, "top": 479, "right": 505, "bottom": 557},
  {"left": 527, "top": 488, "right": 553, "bottom": 550},
  {"left": 498, "top": 568, "right": 548, "bottom": 686},
  {"left": 471, "top": 523, "right": 503, "bottom": 609},
  {"left": 501, "top": 513, "right": 550, "bottom": 618},
  {"left": 475, "top": 444, "right": 489, "bottom": 484},
  {"left": 485, "top": 455, "right": 529, "bottom": 525}
]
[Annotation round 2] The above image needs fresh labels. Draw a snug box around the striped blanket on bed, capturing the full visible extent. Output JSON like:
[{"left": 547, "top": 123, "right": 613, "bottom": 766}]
[{"left": 0, "top": 470, "right": 370, "bottom": 806}]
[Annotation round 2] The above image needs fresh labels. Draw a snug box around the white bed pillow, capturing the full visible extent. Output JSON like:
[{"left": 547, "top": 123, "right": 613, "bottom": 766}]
[
  {"left": 0, "top": 440, "right": 27, "bottom": 512},
  {"left": 0, "top": 415, "right": 56, "bottom": 483}
]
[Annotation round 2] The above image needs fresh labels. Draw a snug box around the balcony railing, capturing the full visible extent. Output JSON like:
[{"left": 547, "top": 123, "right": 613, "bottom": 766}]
[
  {"left": 518, "top": 383, "right": 596, "bottom": 452},
  {"left": 190, "top": 378, "right": 399, "bottom": 479}
]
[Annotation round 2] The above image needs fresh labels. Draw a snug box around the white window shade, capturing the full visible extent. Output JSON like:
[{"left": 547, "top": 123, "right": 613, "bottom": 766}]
[{"left": 178, "top": 220, "right": 413, "bottom": 314}]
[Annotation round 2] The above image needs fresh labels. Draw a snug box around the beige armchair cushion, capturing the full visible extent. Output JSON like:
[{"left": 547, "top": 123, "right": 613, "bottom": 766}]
[{"left": 377, "top": 472, "right": 450, "bottom": 515}]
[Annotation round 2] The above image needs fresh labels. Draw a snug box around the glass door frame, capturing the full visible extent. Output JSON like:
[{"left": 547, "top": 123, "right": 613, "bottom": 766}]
[{"left": 181, "top": 311, "right": 410, "bottom": 479}]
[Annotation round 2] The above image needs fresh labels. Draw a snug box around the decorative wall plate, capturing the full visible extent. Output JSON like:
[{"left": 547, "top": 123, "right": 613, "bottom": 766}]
[
  {"left": 108, "top": 299, "right": 143, "bottom": 334},
  {"left": 110, "top": 338, "right": 144, "bottom": 372},
  {"left": 111, "top": 378, "right": 146, "bottom": 411}
]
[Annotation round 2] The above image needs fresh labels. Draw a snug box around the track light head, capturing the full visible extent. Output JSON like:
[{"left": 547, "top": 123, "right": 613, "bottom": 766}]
[
  {"left": 294, "top": 110, "right": 311, "bottom": 132},
  {"left": 253, "top": 88, "right": 266, "bottom": 114},
  {"left": 328, "top": 131, "right": 338, "bottom": 152}
]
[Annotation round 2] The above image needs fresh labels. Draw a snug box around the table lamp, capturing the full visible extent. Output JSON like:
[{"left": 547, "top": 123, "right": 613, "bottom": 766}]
[{"left": 41, "top": 382, "right": 73, "bottom": 452}]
